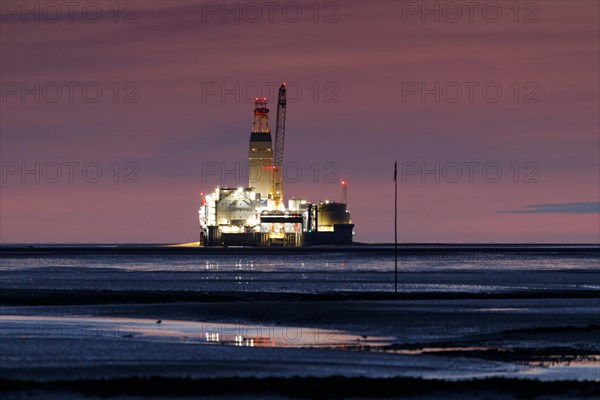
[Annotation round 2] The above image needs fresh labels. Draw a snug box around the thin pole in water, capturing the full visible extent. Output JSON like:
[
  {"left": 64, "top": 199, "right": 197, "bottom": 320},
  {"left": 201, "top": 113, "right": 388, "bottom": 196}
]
[{"left": 394, "top": 160, "right": 398, "bottom": 294}]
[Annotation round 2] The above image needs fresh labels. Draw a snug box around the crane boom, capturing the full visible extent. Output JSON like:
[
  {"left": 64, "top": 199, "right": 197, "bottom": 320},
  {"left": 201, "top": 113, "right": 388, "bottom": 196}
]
[{"left": 272, "top": 83, "right": 287, "bottom": 208}]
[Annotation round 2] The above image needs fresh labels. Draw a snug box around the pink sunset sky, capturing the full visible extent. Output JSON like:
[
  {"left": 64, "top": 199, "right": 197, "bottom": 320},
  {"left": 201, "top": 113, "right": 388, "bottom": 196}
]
[{"left": 1, "top": 1, "right": 598, "bottom": 243}]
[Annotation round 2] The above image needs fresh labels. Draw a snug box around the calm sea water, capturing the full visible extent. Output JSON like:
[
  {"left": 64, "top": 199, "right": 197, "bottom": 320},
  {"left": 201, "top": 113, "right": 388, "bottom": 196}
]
[{"left": 1, "top": 252, "right": 598, "bottom": 293}]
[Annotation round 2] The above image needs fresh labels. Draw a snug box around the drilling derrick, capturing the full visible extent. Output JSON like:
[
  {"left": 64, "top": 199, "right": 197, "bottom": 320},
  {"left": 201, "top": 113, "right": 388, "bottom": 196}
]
[
  {"left": 248, "top": 98, "right": 273, "bottom": 199},
  {"left": 272, "top": 84, "right": 287, "bottom": 209},
  {"left": 251, "top": 98, "right": 270, "bottom": 133}
]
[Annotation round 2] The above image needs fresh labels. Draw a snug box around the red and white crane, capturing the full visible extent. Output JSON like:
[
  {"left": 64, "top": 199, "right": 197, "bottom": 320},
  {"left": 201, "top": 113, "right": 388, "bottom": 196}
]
[{"left": 271, "top": 83, "right": 287, "bottom": 209}]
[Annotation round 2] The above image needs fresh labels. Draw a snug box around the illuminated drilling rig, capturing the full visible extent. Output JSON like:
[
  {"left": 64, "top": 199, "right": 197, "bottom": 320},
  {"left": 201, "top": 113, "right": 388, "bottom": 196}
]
[{"left": 199, "top": 83, "right": 354, "bottom": 247}]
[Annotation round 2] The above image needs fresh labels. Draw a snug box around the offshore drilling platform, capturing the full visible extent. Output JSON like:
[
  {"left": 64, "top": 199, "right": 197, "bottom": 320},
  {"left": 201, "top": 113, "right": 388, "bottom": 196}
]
[{"left": 198, "top": 83, "right": 354, "bottom": 247}]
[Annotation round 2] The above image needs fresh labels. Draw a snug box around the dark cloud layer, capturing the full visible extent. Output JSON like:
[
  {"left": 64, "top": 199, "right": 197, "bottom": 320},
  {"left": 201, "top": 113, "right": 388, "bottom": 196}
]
[{"left": 500, "top": 202, "right": 600, "bottom": 214}]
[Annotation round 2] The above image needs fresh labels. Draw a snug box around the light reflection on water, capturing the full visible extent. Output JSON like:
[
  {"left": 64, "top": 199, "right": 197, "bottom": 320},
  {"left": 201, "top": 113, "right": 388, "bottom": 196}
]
[
  {"left": 2, "top": 315, "right": 598, "bottom": 381},
  {"left": 0, "top": 315, "right": 393, "bottom": 349},
  {"left": 1, "top": 253, "right": 598, "bottom": 272},
  {"left": 1, "top": 252, "right": 598, "bottom": 293}
]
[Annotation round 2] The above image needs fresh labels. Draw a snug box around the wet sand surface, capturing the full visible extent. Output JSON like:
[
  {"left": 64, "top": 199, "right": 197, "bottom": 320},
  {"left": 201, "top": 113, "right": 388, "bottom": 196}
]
[
  {"left": 1, "top": 248, "right": 599, "bottom": 398},
  {"left": 2, "top": 297, "right": 599, "bottom": 398}
]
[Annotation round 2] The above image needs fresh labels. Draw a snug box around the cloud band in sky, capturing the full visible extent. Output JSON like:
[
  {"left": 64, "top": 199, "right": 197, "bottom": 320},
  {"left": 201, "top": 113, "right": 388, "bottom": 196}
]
[{"left": 500, "top": 202, "right": 600, "bottom": 214}]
